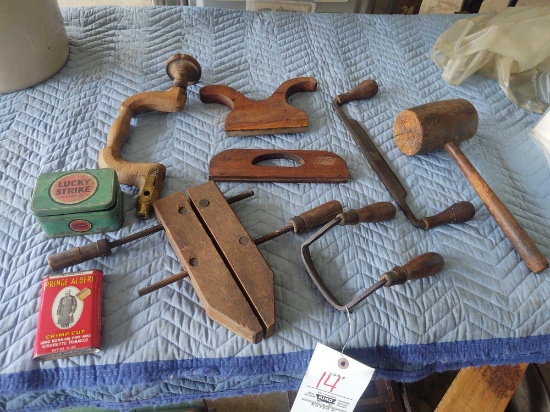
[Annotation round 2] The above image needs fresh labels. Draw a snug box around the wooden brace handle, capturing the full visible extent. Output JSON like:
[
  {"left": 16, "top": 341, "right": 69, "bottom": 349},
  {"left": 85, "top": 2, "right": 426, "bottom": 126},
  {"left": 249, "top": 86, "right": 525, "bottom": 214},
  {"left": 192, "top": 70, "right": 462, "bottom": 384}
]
[{"left": 98, "top": 54, "right": 201, "bottom": 219}]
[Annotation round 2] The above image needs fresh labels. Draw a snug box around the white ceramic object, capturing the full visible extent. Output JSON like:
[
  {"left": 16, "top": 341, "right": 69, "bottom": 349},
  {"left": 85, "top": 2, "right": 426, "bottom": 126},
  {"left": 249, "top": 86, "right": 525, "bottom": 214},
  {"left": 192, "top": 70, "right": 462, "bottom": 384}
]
[{"left": 0, "top": 0, "right": 69, "bottom": 94}]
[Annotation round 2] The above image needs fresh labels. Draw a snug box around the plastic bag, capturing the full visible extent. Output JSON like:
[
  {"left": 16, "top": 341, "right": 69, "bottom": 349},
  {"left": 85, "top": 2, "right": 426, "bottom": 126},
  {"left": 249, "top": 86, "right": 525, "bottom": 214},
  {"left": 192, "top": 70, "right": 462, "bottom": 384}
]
[{"left": 431, "top": 6, "right": 550, "bottom": 113}]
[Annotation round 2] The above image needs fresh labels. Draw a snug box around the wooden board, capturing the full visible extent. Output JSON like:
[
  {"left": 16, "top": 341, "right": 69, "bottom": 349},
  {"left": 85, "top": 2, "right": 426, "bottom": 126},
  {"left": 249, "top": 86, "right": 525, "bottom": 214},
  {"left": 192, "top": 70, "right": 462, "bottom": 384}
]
[
  {"left": 154, "top": 192, "right": 264, "bottom": 343},
  {"left": 209, "top": 149, "right": 349, "bottom": 183},
  {"left": 435, "top": 364, "right": 528, "bottom": 412},
  {"left": 187, "top": 182, "right": 276, "bottom": 337}
]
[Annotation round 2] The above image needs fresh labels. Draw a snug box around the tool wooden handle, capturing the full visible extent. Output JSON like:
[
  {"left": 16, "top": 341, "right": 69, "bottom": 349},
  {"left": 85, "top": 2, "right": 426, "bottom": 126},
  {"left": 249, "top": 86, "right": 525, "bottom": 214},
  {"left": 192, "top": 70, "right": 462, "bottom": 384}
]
[
  {"left": 422, "top": 201, "right": 476, "bottom": 229},
  {"left": 445, "top": 142, "right": 549, "bottom": 273},
  {"left": 336, "top": 80, "right": 378, "bottom": 105},
  {"left": 289, "top": 200, "right": 343, "bottom": 232},
  {"left": 382, "top": 252, "right": 444, "bottom": 286},
  {"left": 48, "top": 239, "right": 111, "bottom": 272},
  {"left": 165, "top": 54, "right": 201, "bottom": 88},
  {"left": 338, "top": 202, "right": 396, "bottom": 225}
]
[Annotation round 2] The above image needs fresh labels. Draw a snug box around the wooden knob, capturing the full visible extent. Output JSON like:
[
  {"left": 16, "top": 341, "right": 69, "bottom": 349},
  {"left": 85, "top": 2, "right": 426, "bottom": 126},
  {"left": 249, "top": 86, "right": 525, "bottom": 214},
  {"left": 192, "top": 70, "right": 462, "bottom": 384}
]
[
  {"left": 165, "top": 54, "right": 202, "bottom": 88},
  {"left": 393, "top": 99, "right": 478, "bottom": 155},
  {"left": 336, "top": 80, "right": 378, "bottom": 106},
  {"left": 422, "top": 201, "right": 476, "bottom": 229}
]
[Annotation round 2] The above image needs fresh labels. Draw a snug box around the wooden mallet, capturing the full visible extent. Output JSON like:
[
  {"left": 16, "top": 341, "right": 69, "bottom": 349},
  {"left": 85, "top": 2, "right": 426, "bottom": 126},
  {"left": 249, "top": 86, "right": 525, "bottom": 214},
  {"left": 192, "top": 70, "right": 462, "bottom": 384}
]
[{"left": 393, "top": 99, "right": 548, "bottom": 274}]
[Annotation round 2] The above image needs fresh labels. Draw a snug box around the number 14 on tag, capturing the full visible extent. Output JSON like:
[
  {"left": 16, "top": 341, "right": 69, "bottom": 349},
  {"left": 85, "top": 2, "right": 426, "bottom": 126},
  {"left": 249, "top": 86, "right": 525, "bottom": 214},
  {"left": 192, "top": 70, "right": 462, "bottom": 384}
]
[{"left": 291, "top": 343, "right": 376, "bottom": 412}]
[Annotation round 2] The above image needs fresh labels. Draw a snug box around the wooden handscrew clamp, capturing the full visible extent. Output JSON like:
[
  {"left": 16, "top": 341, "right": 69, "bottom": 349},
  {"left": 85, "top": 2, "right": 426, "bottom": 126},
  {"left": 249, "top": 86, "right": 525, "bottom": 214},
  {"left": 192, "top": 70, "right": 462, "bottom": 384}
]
[
  {"left": 152, "top": 182, "right": 344, "bottom": 343},
  {"left": 47, "top": 181, "right": 346, "bottom": 343}
]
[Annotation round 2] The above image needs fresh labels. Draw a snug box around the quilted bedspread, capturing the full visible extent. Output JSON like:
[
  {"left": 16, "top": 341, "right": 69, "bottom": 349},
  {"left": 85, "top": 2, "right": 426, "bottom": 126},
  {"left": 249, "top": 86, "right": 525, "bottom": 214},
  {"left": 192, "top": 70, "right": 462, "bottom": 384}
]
[{"left": 1, "top": 6, "right": 549, "bottom": 411}]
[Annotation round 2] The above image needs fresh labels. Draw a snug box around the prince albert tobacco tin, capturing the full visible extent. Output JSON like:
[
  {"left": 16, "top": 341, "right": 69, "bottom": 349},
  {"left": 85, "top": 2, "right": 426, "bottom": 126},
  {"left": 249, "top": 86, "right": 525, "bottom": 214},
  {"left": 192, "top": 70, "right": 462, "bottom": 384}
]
[
  {"left": 33, "top": 270, "right": 103, "bottom": 361},
  {"left": 30, "top": 168, "right": 123, "bottom": 237}
]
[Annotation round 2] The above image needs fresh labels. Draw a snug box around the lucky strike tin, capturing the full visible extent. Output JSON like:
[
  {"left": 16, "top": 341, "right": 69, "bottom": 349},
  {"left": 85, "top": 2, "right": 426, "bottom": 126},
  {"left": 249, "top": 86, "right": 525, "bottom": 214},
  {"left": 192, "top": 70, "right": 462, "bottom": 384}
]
[
  {"left": 30, "top": 168, "right": 123, "bottom": 237},
  {"left": 33, "top": 270, "right": 103, "bottom": 362}
]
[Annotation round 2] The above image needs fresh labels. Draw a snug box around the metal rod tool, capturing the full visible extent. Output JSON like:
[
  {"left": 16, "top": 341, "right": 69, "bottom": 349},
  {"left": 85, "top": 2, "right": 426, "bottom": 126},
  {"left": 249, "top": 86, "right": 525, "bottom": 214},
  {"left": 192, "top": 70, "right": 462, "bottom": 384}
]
[
  {"left": 301, "top": 202, "right": 444, "bottom": 311},
  {"left": 333, "top": 80, "right": 475, "bottom": 229}
]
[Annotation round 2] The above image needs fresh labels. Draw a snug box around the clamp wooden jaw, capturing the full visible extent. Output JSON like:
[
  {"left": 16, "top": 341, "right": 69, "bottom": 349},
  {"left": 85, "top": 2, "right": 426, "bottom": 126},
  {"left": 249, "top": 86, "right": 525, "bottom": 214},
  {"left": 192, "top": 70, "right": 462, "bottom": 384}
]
[{"left": 98, "top": 54, "right": 201, "bottom": 219}]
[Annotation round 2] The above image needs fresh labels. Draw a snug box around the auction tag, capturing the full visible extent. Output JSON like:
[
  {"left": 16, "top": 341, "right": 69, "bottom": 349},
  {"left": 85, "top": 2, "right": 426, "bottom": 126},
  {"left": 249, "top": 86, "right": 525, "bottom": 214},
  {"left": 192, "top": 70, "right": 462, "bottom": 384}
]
[{"left": 291, "top": 343, "right": 375, "bottom": 412}]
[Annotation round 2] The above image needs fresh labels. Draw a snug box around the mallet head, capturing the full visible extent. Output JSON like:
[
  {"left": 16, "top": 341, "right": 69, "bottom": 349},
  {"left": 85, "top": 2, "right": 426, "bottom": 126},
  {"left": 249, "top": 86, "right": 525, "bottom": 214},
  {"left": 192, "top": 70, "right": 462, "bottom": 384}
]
[{"left": 393, "top": 99, "right": 478, "bottom": 155}]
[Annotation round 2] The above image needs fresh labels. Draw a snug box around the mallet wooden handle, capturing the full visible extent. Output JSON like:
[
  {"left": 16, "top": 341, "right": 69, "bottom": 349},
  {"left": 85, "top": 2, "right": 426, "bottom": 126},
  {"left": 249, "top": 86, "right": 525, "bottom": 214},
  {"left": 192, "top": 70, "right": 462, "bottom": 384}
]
[{"left": 445, "top": 142, "right": 548, "bottom": 273}]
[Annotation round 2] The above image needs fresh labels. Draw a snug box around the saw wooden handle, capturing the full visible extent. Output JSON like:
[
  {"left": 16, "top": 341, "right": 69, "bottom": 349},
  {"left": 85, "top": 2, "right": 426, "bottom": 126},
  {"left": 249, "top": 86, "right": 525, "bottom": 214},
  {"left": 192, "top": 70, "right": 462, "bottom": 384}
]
[{"left": 200, "top": 77, "right": 317, "bottom": 136}]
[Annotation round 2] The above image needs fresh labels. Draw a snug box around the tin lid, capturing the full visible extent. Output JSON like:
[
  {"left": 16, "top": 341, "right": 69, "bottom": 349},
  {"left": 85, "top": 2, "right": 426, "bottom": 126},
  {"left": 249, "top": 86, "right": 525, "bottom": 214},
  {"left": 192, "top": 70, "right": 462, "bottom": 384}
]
[{"left": 31, "top": 168, "right": 119, "bottom": 217}]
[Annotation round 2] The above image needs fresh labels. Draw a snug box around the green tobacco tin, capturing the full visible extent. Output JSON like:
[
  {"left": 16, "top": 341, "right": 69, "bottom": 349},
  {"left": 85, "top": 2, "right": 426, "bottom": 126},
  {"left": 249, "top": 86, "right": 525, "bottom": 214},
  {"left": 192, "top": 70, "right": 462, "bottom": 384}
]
[{"left": 30, "top": 168, "right": 124, "bottom": 237}]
